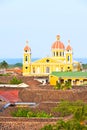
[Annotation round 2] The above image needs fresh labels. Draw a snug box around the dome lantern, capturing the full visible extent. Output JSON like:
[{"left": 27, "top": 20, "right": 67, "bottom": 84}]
[{"left": 56, "top": 35, "right": 60, "bottom": 41}]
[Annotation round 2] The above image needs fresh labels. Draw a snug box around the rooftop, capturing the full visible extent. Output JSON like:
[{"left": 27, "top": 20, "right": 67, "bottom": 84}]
[{"left": 50, "top": 71, "right": 87, "bottom": 78}]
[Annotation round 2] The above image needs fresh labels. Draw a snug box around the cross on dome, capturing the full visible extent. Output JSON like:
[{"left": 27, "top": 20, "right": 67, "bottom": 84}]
[
  {"left": 68, "top": 40, "right": 70, "bottom": 44},
  {"left": 26, "top": 40, "right": 29, "bottom": 45}
]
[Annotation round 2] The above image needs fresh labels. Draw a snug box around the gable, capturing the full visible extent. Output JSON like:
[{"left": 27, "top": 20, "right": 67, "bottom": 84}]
[{"left": 32, "top": 57, "right": 58, "bottom": 64}]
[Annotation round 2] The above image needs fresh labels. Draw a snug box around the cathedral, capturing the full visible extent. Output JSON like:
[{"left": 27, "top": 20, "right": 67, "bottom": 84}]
[{"left": 23, "top": 35, "right": 81, "bottom": 76}]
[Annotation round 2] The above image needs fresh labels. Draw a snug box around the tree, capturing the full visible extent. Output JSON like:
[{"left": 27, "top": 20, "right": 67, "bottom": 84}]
[{"left": 0, "top": 60, "right": 8, "bottom": 69}]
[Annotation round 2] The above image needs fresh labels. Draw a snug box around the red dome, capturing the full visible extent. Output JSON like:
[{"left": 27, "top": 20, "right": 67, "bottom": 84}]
[
  {"left": 24, "top": 45, "right": 31, "bottom": 51},
  {"left": 51, "top": 35, "right": 65, "bottom": 49},
  {"left": 66, "top": 45, "right": 72, "bottom": 51}
]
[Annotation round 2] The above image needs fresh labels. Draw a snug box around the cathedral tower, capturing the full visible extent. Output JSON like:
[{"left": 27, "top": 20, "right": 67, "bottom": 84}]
[
  {"left": 66, "top": 40, "right": 73, "bottom": 71},
  {"left": 23, "top": 41, "right": 31, "bottom": 76}
]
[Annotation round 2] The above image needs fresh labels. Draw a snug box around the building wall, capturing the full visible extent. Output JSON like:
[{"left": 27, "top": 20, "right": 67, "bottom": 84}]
[{"left": 49, "top": 75, "right": 87, "bottom": 86}]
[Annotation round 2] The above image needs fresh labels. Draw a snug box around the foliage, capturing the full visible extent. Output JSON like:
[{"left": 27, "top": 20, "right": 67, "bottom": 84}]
[
  {"left": 11, "top": 108, "right": 52, "bottom": 118},
  {"left": 14, "top": 63, "right": 22, "bottom": 67},
  {"left": 54, "top": 80, "right": 72, "bottom": 90},
  {"left": 12, "top": 108, "right": 29, "bottom": 117},
  {"left": 82, "top": 64, "right": 87, "bottom": 69},
  {"left": 41, "top": 119, "right": 87, "bottom": 130},
  {"left": 74, "top": 105, "right": 87, "bottom": 122},
  {"left": 0, "top": 73, "right": 10, "bottom": 76},
  {"left": 0, "top": 60, "right": 8, "bottom": 69},
  {"left": 52, "top": 100, "right": 87, "bottom": 117},
  {"left": 63, "top": 80, "right": 72, "bottom": 89},
  {"left": 54, "top": 81, "right": 61, "bottom": 89},
  {"left": 41, "top": 124, "right": 53, "bottom": 130},
  {"left": 10, "top": 76, "right": 22, "bottom": 84}
]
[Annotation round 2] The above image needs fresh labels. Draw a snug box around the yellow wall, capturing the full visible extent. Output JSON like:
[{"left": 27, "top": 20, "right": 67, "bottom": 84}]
[{"left": 49, "top": 75, "right": 87, "bottom": 86}]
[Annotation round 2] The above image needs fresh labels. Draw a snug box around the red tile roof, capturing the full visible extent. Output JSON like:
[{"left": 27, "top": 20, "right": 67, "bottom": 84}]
[
  {"left": 52, "top": 35, "right": 65, "bottom": 49},
  {"left": 52, "top": 41, "right": 65, "bottom": 49},
  {"left": 0, "top": 90, "right": 19, "bottom": 102},
  {"left": 66, "top": 45, "right": 72, "bottom": 51},
  {"left": 24, "top": 45, "right": 31, "bottom": 51}
]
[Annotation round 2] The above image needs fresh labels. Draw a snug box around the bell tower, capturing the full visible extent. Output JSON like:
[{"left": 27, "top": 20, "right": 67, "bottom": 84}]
[
  {"left": 66, "top": 40, "right": 73, "bottom": 71},
  {"left": 23, "top": 40, "right": 31, "bottom": 76}
]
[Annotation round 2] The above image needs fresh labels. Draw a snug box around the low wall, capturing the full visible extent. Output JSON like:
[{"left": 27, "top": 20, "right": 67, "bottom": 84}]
[
  {"left": 0, "top": 117, "right": 59, "bottom": 130},
  {"left": 19, "top": 88, "right": 87, "bottom": 103}
]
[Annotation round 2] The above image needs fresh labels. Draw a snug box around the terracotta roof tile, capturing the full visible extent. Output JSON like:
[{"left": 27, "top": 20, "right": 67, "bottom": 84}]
[
  {"left": 66, "top": 45, "right": 72, "bottom": 51},
  {"left": 24, "top": 45, "right": 31, "bottom": 51},
  {"left": 52, "top": 41, "right": 65, "bottom": 49}
]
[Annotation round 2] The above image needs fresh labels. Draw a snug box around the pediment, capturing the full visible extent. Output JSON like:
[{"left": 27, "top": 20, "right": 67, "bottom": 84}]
[{"left": 32, "top": 57, "right": 58, "bottom": 64}]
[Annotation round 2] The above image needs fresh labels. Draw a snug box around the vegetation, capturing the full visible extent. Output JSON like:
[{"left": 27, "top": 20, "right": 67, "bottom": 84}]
[
  {"left": 82, "top": 64, "right": 87, "bottom": 69},
  {"left": 0, "top": 60, "right": 8, "bottom": 69},
  {"left": 41, "top": 100, "right": 87, "bottom": 130},
  {"left": 11, "top": 100, "right": 87, "bottom": 129},
  {"left": 0, "top": 60, "right": 22, "bottom": 68},
  {"left": 41, "top": 119, "right": 87, "bottom": 130},
  {"left": 8, "top": 63, "right": 22, "bottom": 68},
  {"left": 0, "top": 73, "right": 10, "bottom": 76},
  {"left": 54, "top": 80, "right": 72, "bottom": 90},
  {"left": 10, "top": 76, "right": 22, "bottom": 84},
  {"left": 52, "top": 100, "right": 87, "bottom": 117},
  {"left": 11, "top": 108, "right": 52, "bottom": 118}
]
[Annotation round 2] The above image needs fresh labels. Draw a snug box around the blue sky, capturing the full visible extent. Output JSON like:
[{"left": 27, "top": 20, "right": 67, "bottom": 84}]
[{"left": 0, "top": 0, "right": 87, "bottom": 58}]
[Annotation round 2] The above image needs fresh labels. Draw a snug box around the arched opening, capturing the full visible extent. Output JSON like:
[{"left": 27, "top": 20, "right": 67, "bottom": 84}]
[
  {"left": 37, "top": 67, "right": 40, "bottom": 74},
  {"left": 68, "top": 56, "right": 70, "bottom": 61},
  {"left": 25, "top": 56, "right": 28, "bottom": 61},
  {"left": 46, "top": 67, "right": 50, "bottom": 73},
  {"left": 56, "top": 52, "right": 58, "bottom": 56},
  {"left": 33, "top": 67, "right": 35, "bottom": 73}
]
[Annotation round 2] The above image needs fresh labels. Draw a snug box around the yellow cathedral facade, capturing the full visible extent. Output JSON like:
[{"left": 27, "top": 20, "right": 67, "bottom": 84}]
[{"left": 23, "top": 35, "right": 81, "bottom": 76}]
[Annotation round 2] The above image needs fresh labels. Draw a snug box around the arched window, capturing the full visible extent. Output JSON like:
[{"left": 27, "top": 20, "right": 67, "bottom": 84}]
[
  {"left": 25, "top": 56, "right": 28, "bottom": 61},
  {"left": 25, "top": 50, "right": 27, "bottom": 52},
  {"left": 33, "top": 67, "right": 35, "bottom": 73},
  {"left": 68, "top": 56, "right": 70, "bottom": 61},
  {"left": 53, "top": 52, "right": 55, "bottom": 56},
  {"left": 46, "top": 67, "right": 50, "bottom": 73},
  {"left": 56, "top": 52, "right": 58, "bottom": 56},
  {"left": 25, "top": 67, "right": 28, "bottom": 69},
  {"left": 60, "top": 52, "right": 61, "bottom": 56}
]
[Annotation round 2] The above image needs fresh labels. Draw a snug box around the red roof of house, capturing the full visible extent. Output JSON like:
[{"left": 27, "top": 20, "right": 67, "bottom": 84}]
[{"left": 0, "top": 90, "right": 19, "bottom": 102}]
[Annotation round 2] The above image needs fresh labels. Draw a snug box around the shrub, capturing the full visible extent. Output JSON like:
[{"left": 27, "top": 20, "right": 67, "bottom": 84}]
[
  {"left": 52, "top": 100, "right": 87, "bottom": 117},
  {"left": 54, "top": 80, "right": 72, "bottom": 90},
  {"left": 41, "top": 119, "right": 87, "bottom": 130},
  {"left": 10, "top": 76, "right": 22, "bottom": 84},
  {"left": 11, "top": 108, "right": 52, "bottom": 118},
  {"left": 54, "top": 81, "right": 61, "bottom": 90},
  {"left": 12, "top": 108, "right": 29, "bottom": 117},
  {"left": 41, "top": 124, "right": 53, "bottom": 130}
]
